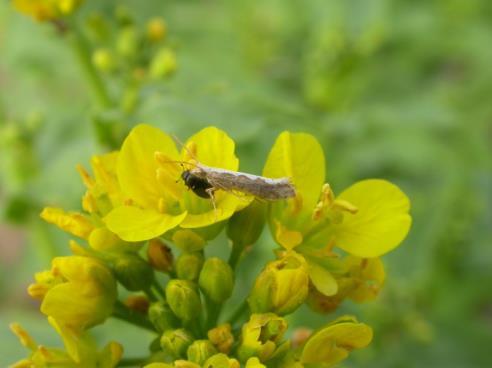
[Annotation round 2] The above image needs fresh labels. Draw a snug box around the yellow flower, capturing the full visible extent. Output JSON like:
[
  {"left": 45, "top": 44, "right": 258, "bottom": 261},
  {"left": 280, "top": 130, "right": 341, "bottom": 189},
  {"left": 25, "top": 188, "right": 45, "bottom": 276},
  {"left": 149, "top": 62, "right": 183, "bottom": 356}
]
[
  {"left": 263, "top": 131, "right": 411, "bottom": 297},
  {"left": 104, "top": 124, "right": 251, "bottom": 242},
  {"left": 27, "top": 256, "right": 117, "bottom": 331},
  {"left": 13, "top": 0, "right": 83, "bottom": 21},
  {"left": 237, "top": 313, "right": 288, "bottom": 363},
  {"left": 10, "top": 317, "right": 122, "bottom": 367},
  {"left": 299, "top": 315, "right": 372, "bottom": 367}
]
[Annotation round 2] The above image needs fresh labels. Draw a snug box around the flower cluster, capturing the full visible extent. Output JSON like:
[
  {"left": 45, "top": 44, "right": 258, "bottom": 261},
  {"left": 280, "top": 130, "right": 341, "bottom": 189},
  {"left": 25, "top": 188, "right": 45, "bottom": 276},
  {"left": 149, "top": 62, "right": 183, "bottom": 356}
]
[{"left": 11, "top": 124, "right": 411, "bottom": 367}]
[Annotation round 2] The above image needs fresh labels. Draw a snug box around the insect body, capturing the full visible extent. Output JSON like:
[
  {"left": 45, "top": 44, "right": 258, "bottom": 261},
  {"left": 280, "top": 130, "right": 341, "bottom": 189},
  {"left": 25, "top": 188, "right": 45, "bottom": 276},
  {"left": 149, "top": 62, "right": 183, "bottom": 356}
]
[{"left": 185, "top": 164, "right": 296, "bottom": 200}]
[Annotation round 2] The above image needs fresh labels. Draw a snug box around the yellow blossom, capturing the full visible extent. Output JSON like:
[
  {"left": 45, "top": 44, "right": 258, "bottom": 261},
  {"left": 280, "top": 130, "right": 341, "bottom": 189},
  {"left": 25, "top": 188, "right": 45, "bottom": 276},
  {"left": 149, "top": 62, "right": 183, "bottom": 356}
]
[
  {"left": 10, "top": 317, "right": 122, "bottom": 367},
  {"left": 27, "top": 256, "right": 116, "bottom": 330},
  {"left": 13, "top": 0, "right": 83, "bottom": 21},
  {"left": 104, "top": 124, "right": 252, "bottom": 242},
  {"left": 263, "top": 131, "right": 411, "bottom": 298}
]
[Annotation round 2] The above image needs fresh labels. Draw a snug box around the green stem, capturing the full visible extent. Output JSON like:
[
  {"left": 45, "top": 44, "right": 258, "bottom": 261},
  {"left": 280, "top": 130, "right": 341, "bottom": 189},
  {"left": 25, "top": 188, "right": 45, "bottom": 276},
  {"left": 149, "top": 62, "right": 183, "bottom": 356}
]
[
  {"left": 112, "top": 301, "right": 156, "bottom": 332},
  {"left": 228, "top": 241, "right": 245, "bottom": 270},
  {"left": 144, "top": 287, "right": 158, "bottom": 302},
  {"left": 152, "top": 279, "right": 166, "bottom": 298},
  {"left": 117, "top": 357, "right": 147, "bottom": 367},
  {"left": 226, "top": 300, "right": 249, "bottom": 326},
  {"left": 68, "top": 23, "right": 113, "bottom": 109},
  {"left": 205, "top": 296, "right": 221, "bottom": 331}
]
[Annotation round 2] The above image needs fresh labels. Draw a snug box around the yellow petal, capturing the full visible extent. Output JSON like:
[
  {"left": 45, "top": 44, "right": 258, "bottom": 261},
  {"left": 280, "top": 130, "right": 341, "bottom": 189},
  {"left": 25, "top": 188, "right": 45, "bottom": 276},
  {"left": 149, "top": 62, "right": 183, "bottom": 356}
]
[
  {"left": 184, "top": 126, "right": 238, "bottom": 170},
  {"left": 104, "top": 205, "right": 186, "bottom": 241},
  {"left": 117, "top": 124, "right": 180, "bottom": 209},
  {"left": 333, "top": 179, "right": 412, "bottom": 257},
  {"left": 301, "top": 316, "right": 373, "bottom": 365},
  {"left": 263, "top": 131, "right": 325, "bottom": 212},
  {"left": 273, "top": 220, "right": 303, "bottom": 250},
  {"left": 40, "top": 207, "right": 94, "bottom": 239},
  {"left": 307, "top": 260, "right": 338, "bottom": 296}
]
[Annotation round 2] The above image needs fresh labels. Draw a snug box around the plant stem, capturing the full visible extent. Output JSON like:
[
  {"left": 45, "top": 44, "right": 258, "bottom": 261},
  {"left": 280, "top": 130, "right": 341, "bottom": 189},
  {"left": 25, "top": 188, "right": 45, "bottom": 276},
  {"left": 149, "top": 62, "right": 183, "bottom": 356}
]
[
  {"left": 228, "top": 241, "right": 245, "bottom": 270},
  {"left": 226, "top": 300, "right": 249, "bottom": 326},
  {"left": 205, "top": 295, "right": 221, "bottom": 331},
  {"left": 112, "top": 300, "right": 156, "bottom": 332},
  {"left": 68, "top": 24, "right": 113, "bottom": 109}
]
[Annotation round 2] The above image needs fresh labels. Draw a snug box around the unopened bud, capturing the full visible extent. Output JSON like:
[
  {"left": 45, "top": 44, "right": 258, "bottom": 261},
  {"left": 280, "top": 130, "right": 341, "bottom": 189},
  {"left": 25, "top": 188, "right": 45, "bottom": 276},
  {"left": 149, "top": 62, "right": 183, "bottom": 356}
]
[
  {"left": 146, "top": 17, "right": 167, "bottom": 42},
  {"left": 165, "top": 280, "right": 202, "bottom": 323},
  {"left": 208, "top": 324, "right": 234, "bottom": 354},
  {"left": 160, "top": 328, "right": 193, "bottom": 359},
  {"left": 92, "top": 48, "right": 115, "bottom": 72},
  {"left": 113, "top": 254, "right": 154, "bottom": 291},
  {"left": 248, "top": 253, "right": 309, "bottom": 316},
  {"left": 117, "top": 26, "right": 138, "bottom": 57},
  {"left": 226, "top": 201, "right": 266, "bottom": 248},
  {"left": 187, "top": 340, "right": 218, "bottom": 366},
  {"left": 203, "top": 353, "right": 240, "bottom": 368},
  {"left": 147, "top": 239, "right": 173, "bottom": 273},
  {"left": 125, "top": 295, "right": 150, "bottom": 314},
  {"left": 199, "top": 257, "right": 234, "bottom": 304},
  {"left": 148, "top": 300, "right": 179, "bottom": 333},
  {"left": 176, "top": 252, "right": 203, "bottom": 281},
  {"left": 149, "top": 48, "right": 177, "bottom": 79}
]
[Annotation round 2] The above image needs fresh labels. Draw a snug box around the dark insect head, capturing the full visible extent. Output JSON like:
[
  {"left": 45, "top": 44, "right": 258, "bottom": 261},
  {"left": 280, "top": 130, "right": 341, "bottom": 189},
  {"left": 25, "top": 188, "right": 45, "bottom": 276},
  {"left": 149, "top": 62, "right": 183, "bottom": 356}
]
[{"left": 181, "top": 170, "right": 213, "bottom": 199}]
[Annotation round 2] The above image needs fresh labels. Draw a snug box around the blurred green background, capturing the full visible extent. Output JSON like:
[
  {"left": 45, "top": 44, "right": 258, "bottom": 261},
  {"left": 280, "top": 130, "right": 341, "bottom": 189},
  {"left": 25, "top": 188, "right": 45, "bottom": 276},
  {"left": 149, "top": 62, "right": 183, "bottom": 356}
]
[{"left": 1, "top": 0, "right": 491, "bottom": 367}]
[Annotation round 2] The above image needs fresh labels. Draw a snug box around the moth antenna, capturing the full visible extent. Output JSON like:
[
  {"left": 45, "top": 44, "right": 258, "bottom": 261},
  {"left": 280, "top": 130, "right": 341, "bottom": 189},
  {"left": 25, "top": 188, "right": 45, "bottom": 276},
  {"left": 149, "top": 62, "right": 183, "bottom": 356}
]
[{"left": 171, "top": 133, "right": 198, "bottom": 162}]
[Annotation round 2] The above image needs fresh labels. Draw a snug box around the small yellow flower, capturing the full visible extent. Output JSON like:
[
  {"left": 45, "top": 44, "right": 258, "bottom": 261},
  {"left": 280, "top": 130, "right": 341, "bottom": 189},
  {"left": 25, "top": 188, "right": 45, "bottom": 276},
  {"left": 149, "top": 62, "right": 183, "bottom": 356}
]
[
  {"left": 237, "top": 313, "right": 288, "bottom": 363},
  {"left": 10, "top": 317, "right": 122, "bottom": 367},
  {"left": 104, "top": 124, "right": 251, "bottom": 242},
  {"left": 13, "top": 0, "right": 83, "bottom": 21},
  {"left": 27, "top": 256, "right": 117, "bottom": 331},
  {"left": 263, "top": 131, "right": 411, "bottom": 298},
  {"left": 299, "top": 315, "right": 372, "bottom": 367}
]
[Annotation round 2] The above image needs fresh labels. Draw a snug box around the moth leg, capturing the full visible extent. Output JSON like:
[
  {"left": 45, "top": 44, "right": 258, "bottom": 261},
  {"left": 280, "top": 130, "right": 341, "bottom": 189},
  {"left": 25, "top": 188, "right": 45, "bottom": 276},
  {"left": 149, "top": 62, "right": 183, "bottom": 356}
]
[{"left": 205, "top": 187, "right": 218, "bottom": 221}]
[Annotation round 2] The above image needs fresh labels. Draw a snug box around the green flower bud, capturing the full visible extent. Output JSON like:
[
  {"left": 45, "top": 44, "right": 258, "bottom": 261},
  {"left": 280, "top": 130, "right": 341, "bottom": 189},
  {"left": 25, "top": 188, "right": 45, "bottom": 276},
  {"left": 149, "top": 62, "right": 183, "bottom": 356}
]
[
  {"left": 117, "top": 26, "right": 138, "bottom": 57},
  {"left": 160, "top": 328, "right": 193, "bottom": 359},
  {"left": 92, "top": 48, "right": 115, "bottom": 73},
  {"left": 176, "top": 252, "right": 204, "bottom": 281},
  {"left": 203, "top": 353, "right": 240, "bottom": 368},
  {"left": 187, "top": 340, "right": 218, "bottom": 366},
  {"left": 113, "top": 254, "right": 154, "bottom": 291},
  {"left": 148, "top": 300, "right": 179, "bottom": 333},
  {"left": 149, "top": 48, "right": 177, "bottom": 79},
  {"left": 147, "top": 239, "right": 173, "bottom": 273},
  {"left": 248, "top": 252, "right": 309, "bottom": 316},
  {"left": 199, "top": 257, "right": 234, "bottom": 304},
  {"left": 226, "top": 201, "right": 266, "bottom": 248},
  {"left": 165, "top": 280, "right": 202, "bottom": 323},
  {"left": 237, "top": 313, "right": 288, "bottom": 363}
]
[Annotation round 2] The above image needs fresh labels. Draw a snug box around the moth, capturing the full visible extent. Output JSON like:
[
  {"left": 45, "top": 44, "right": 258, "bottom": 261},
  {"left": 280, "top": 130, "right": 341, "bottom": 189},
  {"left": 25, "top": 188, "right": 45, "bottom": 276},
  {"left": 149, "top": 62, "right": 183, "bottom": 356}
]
[{"left": 181, "top": 163, "right": 296, "bottom": 201}]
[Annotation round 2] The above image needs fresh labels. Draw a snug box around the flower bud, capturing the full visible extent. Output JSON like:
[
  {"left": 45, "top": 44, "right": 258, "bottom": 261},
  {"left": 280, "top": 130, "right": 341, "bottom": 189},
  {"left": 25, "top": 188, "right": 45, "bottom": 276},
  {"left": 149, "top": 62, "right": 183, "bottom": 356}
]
[
  {"left": 165, "top": 280, "right": 202, "bottom": 323},
  {"left": 125, "top": 295, "right": 150, "bottom": 314},
  {"left": 187, "top": 340, "right": 218, "bottom": 366},
  {"left": 160, "top": 329, "right": 193, "bottom": 359},
  {"left": 117, "top": 26, "right": 138, "bottom": 57},
  {"left": 176, "top": 252, "right": 204, "bottom": 281},
  {"left": 147, "top": 239, "right": 173, "bottom": 273},
  {"left": 226, "top": 201, "right": 266, "bottom": 248},
  {"left": 92, "top": 48, "right": 115, "bottom": 73},
  {"left": 248, "top": 252, "right": 309, "bottom": 316},
  {"left": 148, "top": 300, "right": 179, "bottom": 333},
  {"left": 237, "top": 313, "right": 287, "bottom": 363},
  {"left": 203, "top": 354, "right": 240, "bottom": 368},
  {"left": 146, "top": 17, "right": 167, "bottom": 42},
  {"left": 199, "top": 257, "right": 234, "bottom": 304},
  {"left": 207, "top": 324, "right": 234, "bottom": 354},
  {"left": 112, "top": 254, "right": 154, "bottom": 291},
  {"left": 149, "top": 48, "right": 177, "bottom": 79}
]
